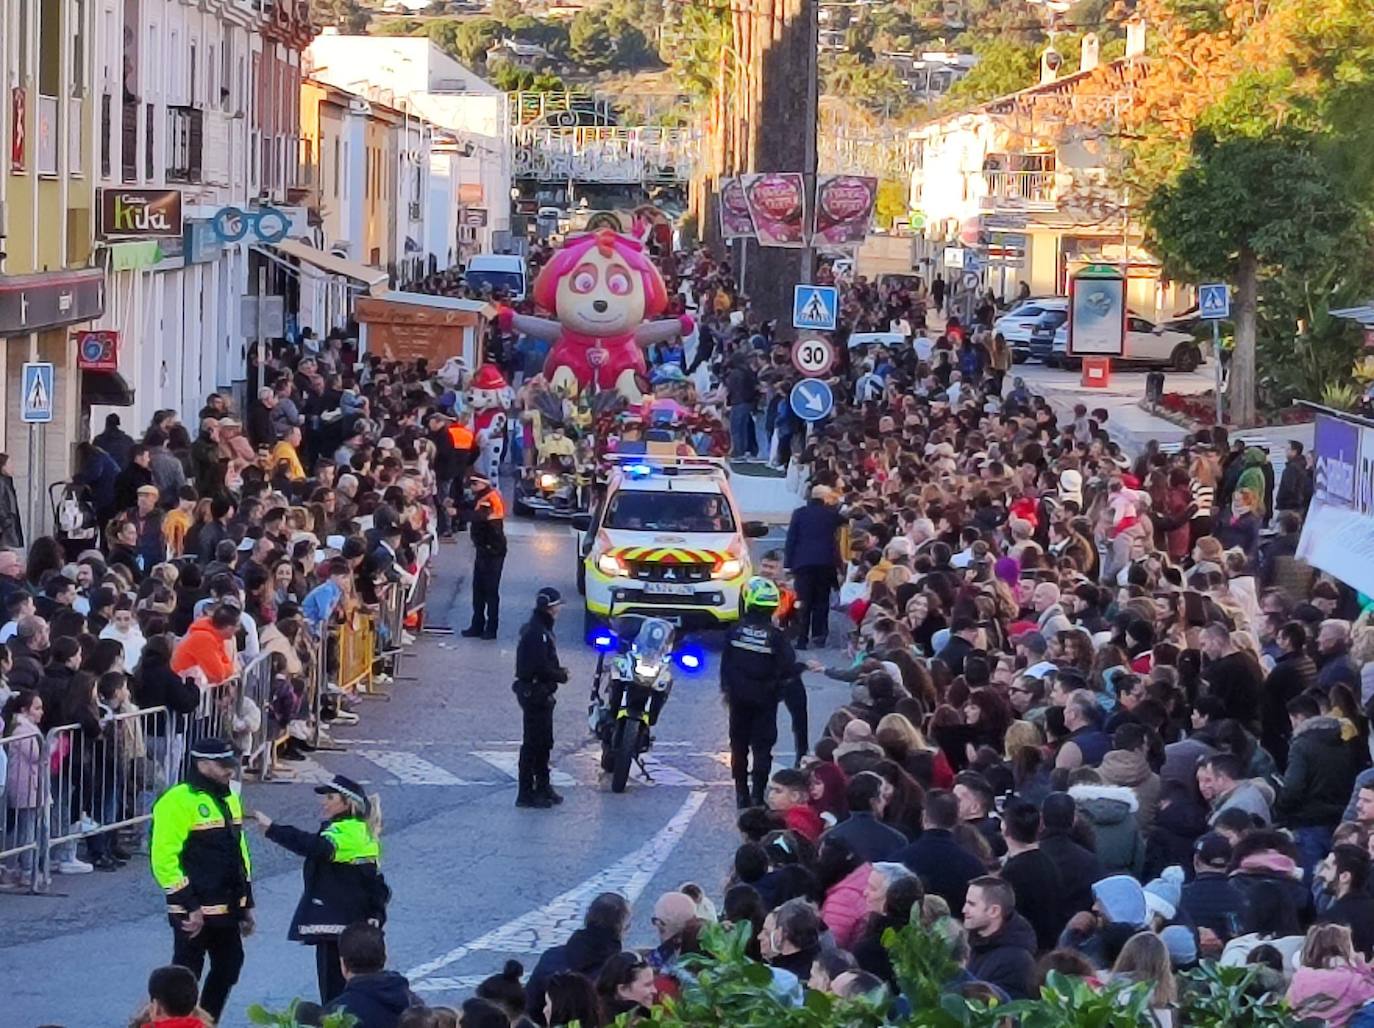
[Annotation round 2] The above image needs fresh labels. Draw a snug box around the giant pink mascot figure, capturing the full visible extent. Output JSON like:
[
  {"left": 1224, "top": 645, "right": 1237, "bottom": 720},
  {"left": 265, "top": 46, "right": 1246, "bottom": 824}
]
[{"left": 497, "top": 230, "right": 693, "bottom": 401}]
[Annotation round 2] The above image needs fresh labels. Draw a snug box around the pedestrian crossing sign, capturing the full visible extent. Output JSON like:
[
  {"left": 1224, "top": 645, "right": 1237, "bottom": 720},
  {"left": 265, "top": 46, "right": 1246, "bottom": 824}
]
[
  {"left": 1199, "top": 283, "right": 1230, "bottom": 320},
  {"left": 793, "top": 284, "right": 839, "bottom": 331},
  {"left": 20, "top": 362, "right": 54, "bottom": 424}
]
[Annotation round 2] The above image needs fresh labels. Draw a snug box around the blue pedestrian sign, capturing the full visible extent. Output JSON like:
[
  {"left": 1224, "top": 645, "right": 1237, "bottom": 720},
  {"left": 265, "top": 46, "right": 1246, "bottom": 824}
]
[
  {"left": 790, "top": 378, "right": 835, "bottom": 423},
  {"left": 1199, "top": 283, "right": 1230, "bottom": 320},
  {"left": 793, "top": 284, "right": 839, "bottom": 331},
  {"left": 20, "top": 363, "right": 54, "bottom": 424}
]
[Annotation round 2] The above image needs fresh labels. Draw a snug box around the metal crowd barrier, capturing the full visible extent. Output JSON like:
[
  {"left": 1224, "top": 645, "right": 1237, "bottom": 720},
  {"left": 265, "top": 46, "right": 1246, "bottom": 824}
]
[
  {"left": 238, "top": 653, "right": 279, "bottom": 781},
  {"left": 336, "top": 612, "right": 377, "bottom": 695},
  {"left": 1, "top": 725, "right": 48, "bottom": 893},
  {"left": 39, "top": 705, "right": 176, "bottom": 887}
]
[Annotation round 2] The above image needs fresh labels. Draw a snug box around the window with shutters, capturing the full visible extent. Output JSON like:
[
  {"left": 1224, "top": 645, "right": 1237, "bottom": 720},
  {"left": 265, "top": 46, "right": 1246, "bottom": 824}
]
[
  {"left": 145, "top": 101, "right": 154, "bottom": 180},
  {"left": 100, "top": 92, "right": 111, "bottom": 178}
]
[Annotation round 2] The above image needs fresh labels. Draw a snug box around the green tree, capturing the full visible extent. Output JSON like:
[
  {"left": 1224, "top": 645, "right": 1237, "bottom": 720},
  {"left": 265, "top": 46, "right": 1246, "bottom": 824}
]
[
  {"left": 1145, "top": 129, "right": 1364, "bottom": 424},
  {"left": 451, "top": 17, "right": 504, "bottom": 67},
  {"left": 569, "top": 8, "right": 616, "bottom": 70},
  {"left": 823, "top": 53, "right": 907, "bottom": 115},
  {"left": 309, "top": 0, "right": 368, "bottom": 34},
  {"left": 490, "top": 0, "right": 522, "bottom": 19},
  {"left": 945, "top": 38, "right": 1039, "bottom": 105}
]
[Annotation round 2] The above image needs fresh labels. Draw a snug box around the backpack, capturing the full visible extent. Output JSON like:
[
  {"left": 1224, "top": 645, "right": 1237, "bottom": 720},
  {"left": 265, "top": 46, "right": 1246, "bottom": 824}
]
[{"left": 57, "top": 487, "right": 95, "bottom": 540}]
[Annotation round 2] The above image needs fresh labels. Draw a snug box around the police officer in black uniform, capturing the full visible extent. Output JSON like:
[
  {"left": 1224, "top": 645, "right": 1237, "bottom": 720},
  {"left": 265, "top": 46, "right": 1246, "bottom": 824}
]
[
  {"left": 513, "top": 587, "right": 569, "bottom": 808},
  {"left": 461, "top": 474, "right": 507, "bottom": 640},
  {"left": 721, "top": 577, "right": 801, "bottom": 809}
]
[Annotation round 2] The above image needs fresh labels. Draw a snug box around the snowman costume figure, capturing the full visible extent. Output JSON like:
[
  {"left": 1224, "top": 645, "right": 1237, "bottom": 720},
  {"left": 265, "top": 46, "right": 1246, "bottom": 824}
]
[{"left": 469, "top": 363, "right": 515, "bottom": 478}]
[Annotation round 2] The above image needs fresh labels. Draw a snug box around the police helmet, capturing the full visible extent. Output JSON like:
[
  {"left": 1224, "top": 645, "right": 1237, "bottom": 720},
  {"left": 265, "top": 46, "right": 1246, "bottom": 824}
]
[{"left": 742, "top": 577, "right": 780, "bottom": 612}]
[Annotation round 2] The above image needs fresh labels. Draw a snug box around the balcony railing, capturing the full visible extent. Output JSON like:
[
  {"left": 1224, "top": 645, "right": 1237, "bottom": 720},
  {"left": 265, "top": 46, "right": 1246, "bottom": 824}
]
[{"left": 981, "top": 169, "right": 1057, "bottom": 208}]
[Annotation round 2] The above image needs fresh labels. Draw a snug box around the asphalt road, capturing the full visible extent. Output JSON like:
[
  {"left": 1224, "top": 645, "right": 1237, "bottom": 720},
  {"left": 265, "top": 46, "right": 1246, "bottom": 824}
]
[{"left": 0, "top": 494, "right": 850, "bottom": 1027}]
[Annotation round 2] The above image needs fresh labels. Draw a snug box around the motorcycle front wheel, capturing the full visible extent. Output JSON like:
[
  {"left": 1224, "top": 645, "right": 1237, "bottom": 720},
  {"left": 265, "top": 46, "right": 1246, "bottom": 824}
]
[{"left": 610, "top": 718, "right": 639, "bottom": 793}]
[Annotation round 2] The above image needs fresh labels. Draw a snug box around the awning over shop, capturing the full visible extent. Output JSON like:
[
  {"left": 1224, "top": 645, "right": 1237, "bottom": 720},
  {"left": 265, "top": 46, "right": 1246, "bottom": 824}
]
[
  {"left": 81, "top": 369, "right": 135, "bottom": 406},
  {"left": 107, "top": 240, "right": 163, "bottom": 272},
  {"left": 1330, "top": 304, "right": 1374, "bottom": 326},
  {"left": 268, "top": 239, "right": 390, "bottom": 295}
]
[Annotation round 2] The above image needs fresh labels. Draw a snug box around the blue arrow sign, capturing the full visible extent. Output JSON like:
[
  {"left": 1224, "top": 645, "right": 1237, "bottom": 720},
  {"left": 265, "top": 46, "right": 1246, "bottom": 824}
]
[
  {"left": 20, "top": 363, "right": 54, "bottom": 424},
  {"left": 793, "top": 284, "right": 838, "bottom": 331},
  {"left": 789, "top": 378, "right": 834, "bottom": 423},
  {"left": 1199, "top": 283, "right": 1230, "bottom": 320}
]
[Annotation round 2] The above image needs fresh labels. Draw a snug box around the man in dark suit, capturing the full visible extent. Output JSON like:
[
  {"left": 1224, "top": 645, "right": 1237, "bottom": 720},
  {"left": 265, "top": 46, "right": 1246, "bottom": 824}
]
[
  {"left": 894, "top": 790, "right": 986, "bottom": 913},
  {"left": 783, "top": 485, "right": 843, "bottom": 649}
]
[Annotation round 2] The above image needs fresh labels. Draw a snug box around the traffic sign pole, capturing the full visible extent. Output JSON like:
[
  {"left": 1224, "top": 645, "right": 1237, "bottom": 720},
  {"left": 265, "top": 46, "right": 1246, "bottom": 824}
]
[
  {"left": 1213, "top": 320, "right": 1224, "bottom": 426},
  {"left": 1199, "top": 283, "right": 1231, "bottom": 427}
]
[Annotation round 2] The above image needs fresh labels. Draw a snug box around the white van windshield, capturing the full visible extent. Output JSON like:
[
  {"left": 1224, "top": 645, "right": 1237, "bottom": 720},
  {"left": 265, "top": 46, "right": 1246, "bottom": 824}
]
[
  {"left": 603, "top": 491, "right": 736, "bottom": 533},
  {"left": 464, "top": 269, "right": 525, "bottom": 295}
]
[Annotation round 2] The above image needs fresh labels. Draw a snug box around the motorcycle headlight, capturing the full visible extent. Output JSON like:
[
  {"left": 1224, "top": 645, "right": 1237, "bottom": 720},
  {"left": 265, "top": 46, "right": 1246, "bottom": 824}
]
[
  {"left": 634, "top": 660, "right": 661, "bottom": 679},
  {"left": 597, "top": 553, "right": 627, "bottom": 576},
  {"left": 712, "top": 558, "right": 743, "bottom": 580},
  {"left": 539, "top": 473, "right": 559, "bottom": 489}
]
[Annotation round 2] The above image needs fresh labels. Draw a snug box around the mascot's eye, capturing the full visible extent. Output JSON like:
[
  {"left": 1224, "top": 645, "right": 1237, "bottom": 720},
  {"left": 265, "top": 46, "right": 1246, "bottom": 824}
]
[
  {"left": 570, "top": 263, "right": 598, "bottom": 294},
  {"left": 606, "top": 269, "right": 633, "bottom": 296}
]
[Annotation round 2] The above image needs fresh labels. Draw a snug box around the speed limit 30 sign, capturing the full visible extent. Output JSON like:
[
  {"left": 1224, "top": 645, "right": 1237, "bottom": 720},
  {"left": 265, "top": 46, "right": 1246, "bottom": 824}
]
[{"left": 790, "top": 335, "right": 836, "bottom": 378}]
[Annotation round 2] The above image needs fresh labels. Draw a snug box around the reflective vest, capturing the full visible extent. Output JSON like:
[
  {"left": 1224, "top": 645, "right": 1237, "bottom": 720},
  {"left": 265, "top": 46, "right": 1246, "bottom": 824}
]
[
  {"left": 150, "top": 782, "right": 252, "bottom": 920},
  {"left": 477, "top": 490, "right": 506, "bottom": 519},
  {"left": 448, "top": 424, "right": 474, "bottom": 449},
  {"left": 323, "top": 817, "right": 381, "bottom": 864}
]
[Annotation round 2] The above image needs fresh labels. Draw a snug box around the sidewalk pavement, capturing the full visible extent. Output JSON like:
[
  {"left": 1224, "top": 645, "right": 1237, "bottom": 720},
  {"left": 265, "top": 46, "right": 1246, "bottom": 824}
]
[{"left": 729, "top": 461, "right": 803, "bottom": 523}]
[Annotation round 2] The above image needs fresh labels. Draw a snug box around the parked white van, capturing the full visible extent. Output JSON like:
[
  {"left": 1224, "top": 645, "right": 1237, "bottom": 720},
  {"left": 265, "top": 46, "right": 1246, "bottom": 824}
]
[{"left": 464, "top": 254, "right": 528, "bottom": 300}]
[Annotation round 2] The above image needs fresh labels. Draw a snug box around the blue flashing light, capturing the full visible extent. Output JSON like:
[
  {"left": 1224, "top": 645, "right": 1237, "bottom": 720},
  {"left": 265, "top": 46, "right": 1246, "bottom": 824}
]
[
  {"left": 674, "top": 644, "right": 705, "bottom": 672},
  {"left": 625, "top": 463, "right": 653, "bottom": 478},
  {"left": 591, "top": 630, "right": 618, "bottom": 652}
]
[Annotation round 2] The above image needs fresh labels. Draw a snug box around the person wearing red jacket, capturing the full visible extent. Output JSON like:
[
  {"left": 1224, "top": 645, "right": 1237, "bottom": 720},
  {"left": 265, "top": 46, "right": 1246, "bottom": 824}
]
[
  {"left": 765, "top": 769, "right": 825, "bottom": 843},
  {"left": 171, "top": 605, "right": 238, "bottom": 684}
]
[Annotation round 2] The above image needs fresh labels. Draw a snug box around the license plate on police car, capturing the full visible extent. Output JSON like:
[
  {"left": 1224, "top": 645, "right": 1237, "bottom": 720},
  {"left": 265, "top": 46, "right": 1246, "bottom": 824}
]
[{"left": 645, "top": 582, "right": 694, "bottom": 596}]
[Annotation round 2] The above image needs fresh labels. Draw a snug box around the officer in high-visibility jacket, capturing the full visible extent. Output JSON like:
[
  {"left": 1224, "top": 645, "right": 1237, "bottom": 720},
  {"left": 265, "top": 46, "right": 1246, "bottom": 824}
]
[
  {"left": 149, "top": 738, "right": 254, "bottom": 1023},
  {"left": 461, "top": 474, "right": 507, "bottom": 640},
  {"left": 721, "top": 578, "right": 801, "bottom": 810},
  {"left": 251, "top": 774, "right": 391, "bottom": 1003}
]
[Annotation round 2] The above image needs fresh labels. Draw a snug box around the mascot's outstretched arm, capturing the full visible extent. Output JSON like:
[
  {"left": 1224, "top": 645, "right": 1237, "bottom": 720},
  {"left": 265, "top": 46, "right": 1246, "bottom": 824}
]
[
  {"left": 634, "top": 313, "right": 696, "bottom": 348},
  {"left": 499, "top": 310, "right": 562, "bottom": 340}
]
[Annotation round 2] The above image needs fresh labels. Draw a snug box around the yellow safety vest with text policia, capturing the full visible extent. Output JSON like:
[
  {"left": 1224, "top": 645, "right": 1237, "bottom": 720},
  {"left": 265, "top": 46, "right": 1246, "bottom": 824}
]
[
  {"left": 322, "top": 817, "right": 381, "bottom": 864},
  {"left": 150, "top": 782, "right": 253, "bottom": 920}
]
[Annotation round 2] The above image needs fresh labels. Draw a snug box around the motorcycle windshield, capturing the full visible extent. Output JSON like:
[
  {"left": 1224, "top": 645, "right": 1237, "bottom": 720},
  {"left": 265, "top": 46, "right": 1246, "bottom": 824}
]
[{"left": 629, "top": 618, "right": 675, "bottom": 669}]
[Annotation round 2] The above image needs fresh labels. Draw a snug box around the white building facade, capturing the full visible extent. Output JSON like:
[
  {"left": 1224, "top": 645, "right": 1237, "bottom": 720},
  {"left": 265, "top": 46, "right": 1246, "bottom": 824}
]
[
  {"left": 304, "top": 33, "right": 510, "bottom": 261},
  {"left": 90, "top": 0, "right": 311, "bottom": 431}
]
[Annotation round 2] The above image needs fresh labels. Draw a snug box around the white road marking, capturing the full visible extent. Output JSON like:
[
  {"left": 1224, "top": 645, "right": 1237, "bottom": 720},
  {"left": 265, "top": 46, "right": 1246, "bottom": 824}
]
[
  {"left": 355, "top": 750, "right": 491, "bottom": 786},
  {"left": 472, "top": 750, "right": 576, "bottom": 788},
  {"left": 638, "top": 754, "right": 706, "bottom": 788},
  {"left": 407, "top": 790, "right": 708, "bottom": 986},
  {"left": 707, "top": 750, "right": 796, "bottom": 768},
  {"left": 272, "top": 757, "right": 348, "bottom": 785}
]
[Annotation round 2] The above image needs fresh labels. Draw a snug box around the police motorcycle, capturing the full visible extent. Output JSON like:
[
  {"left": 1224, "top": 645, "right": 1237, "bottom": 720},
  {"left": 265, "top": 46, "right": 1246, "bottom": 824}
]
[{"left": 587, "top": 613, "right": 703, "bottom": 793}]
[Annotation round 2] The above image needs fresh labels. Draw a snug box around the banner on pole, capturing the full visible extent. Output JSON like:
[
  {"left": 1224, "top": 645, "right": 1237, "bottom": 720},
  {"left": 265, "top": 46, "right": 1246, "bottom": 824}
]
[
  {"left": 718, "top": 177, "right": 757, "bottom": 241},
  {"left": 812, "top": 175, "right": 876, "bottom": 246},
  {"left": 742, "top": 173, "right": 807, "bottom": 248}
]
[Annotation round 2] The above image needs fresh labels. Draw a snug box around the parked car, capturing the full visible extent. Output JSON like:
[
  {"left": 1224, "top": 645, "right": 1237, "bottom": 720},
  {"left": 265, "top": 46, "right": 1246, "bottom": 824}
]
[
  {"left": 994, "top": 296, "right": 1067, "bottom": 363},
  {"left": 1027, "top": 307, "right": 1070, "bottom": 364},
  {"left": 1048, "top": 312, "right": 1204, "bottom": 370}
]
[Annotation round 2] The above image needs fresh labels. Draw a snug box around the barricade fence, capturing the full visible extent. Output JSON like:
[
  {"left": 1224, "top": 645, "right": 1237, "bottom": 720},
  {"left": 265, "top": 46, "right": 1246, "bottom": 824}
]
[
  {"left": 4, "top": 553, "right": 432, "bottom": 892},
  {"left": 1, "top": 724, "right": 48, "bottom": 892}
]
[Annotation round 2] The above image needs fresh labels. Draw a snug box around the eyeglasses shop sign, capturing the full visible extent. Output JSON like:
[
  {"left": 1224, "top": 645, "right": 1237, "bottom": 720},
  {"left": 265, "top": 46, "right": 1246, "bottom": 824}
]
[{"left": 98, "top": 189, "right": 184, "bottom": 239}]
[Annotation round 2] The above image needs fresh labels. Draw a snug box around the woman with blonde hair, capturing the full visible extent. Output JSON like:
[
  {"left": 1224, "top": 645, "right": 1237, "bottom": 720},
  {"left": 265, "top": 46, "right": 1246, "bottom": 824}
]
[
  {"left": 251, "top": 775, "right": 390, "bottom": 1004},
  {"left": 1286, "top": 923, "right": 1374, "bottom": 1025},
  {"left": 1111, "top": 931, "right": 1177, "bottom": 1020},
  {"left": 1003, "top": 719, "right": 1044, "bottom": 761}
]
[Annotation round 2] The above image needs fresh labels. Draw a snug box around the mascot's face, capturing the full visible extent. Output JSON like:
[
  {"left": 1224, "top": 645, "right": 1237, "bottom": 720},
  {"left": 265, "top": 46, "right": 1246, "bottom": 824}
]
[{"left": 555, "top": 247, "right": 645, "bottom": 337}]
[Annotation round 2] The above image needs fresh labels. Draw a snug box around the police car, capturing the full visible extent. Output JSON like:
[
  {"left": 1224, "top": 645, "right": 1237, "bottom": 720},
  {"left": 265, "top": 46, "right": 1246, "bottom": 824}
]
[{"left": 572, "top": 449, "right": 769, "bottom": 632}]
